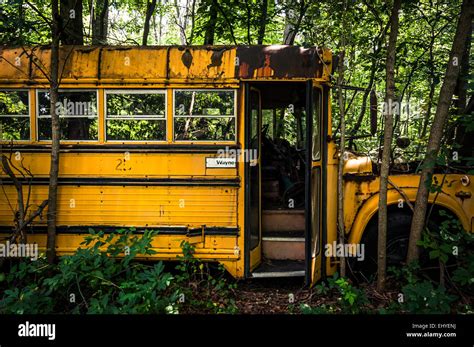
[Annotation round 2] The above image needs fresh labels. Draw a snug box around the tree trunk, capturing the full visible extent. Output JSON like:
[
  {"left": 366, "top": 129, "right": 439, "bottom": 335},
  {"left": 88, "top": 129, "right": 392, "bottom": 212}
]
[
  {"left": 213, "top": 0, "right": 237, "bottom": 45},
  {"left": 407, "top": 0, "right": 474, "bottom": 263},
  {"left": 283, "top": 0, "right": 307, "bottom": 45},
  {"left": 47, "top": 0, "right": 61, "bottom": 264},
  {"left": 377, "top": 0, "right": 401, "bottom": 292},
  {"left": 91, "top": 0, "right": 109, "bottom": 45},
  {"left": 245, "top": 0, "right": 251, "bottom": 44},
  {"left": 337, "top": 50, "right": 346, "bottom": 278},
  {"left": 416, "top": 33, "right": 437, "bottom": 157},
  {"left": 450, "top": 21, "right": 472, "bottom": 157},
  {"left": 257, "top": 0, "right": 268, "bottom": 44},
  {"left": 143, "top": 0, "right": 157, "bottom": 45},
  {"left": 59, "top": 0, "right": 84, "bottom": 45},
  {"left": 204, "top": 0, "right": 218, "bottom": 45},
  {"left": 174, "top": 0, "right": 188, "bottom": 45},
  {"left": 187, "top": 0, "right": 196, "bottom": 44}
]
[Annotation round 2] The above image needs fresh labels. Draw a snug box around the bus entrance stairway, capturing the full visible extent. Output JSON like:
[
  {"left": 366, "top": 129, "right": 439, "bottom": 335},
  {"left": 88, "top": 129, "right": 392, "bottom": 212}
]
[{"left": 252, "top": 209, "right": 306, "bottom": 278}]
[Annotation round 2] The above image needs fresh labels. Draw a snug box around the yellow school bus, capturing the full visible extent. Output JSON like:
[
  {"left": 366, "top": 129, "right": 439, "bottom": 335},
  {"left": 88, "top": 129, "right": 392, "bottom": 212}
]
[{"left": 0, "top": 45, "right": 472, "bottom": 285}]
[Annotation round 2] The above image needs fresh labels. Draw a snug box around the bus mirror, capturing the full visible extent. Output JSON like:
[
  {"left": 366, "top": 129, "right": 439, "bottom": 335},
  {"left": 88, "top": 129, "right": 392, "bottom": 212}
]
[{"left": 369, "top": 90, "right": 377, "bottom": 136}]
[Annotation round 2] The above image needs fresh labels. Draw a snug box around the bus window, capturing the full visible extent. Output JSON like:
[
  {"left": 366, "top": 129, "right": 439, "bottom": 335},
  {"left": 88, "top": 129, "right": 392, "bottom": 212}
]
[
  {"left": 0, "top": 90, "right": 29, "bottom": 141},
  {"left": 312, "top": 89, "right": 321, "bottom": 161},
  {"left": 105, "top": 90, "right": 166, "bottom": 141},
  {"left": 173, "top": 89, "right": 236, "bottom": 141},
  {"left": 37, "top": 90, "right": 98, "bottom": 141}
]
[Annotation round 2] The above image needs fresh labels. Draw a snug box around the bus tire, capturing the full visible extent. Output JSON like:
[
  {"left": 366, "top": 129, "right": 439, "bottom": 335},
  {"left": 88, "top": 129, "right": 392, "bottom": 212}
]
[{"left": 350, "top": 212, "right": 413, "bottom": 282}]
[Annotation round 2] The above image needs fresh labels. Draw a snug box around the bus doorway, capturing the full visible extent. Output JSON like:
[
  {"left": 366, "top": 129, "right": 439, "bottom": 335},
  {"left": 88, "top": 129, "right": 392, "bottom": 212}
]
[{"left": 245, "top": 81, "right": 323, "bottom": 284}]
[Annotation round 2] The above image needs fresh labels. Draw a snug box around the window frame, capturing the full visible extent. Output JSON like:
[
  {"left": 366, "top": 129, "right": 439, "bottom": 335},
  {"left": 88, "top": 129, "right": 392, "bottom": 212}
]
[
  {"left": 36, "top": 88, "right": 99, "bottom": 143},
  {"left": 0, "top": 88, "right": 31, "bottom": 142},
  {"left": 312, "top": 87, "right": 322, "bottom": 161},
  {"left": 172, "top": 88, "right": 237, "bottom": 143},
  {"left": 104, "top": 89, "right": 168, "bottom": 143}
]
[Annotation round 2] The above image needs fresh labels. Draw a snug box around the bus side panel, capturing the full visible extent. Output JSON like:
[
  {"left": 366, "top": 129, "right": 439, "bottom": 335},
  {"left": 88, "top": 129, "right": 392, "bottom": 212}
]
[
  {"left": 0, "top": 150, "right": 245, "bottom": 278},
  {"left": 0, "top": 184, "right": 238, "bottom": 227}
]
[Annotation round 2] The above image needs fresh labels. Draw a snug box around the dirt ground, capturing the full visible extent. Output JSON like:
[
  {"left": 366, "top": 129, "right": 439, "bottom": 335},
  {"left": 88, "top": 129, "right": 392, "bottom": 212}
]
[
  {"left": 232, "top": 277, "right": 395, "bottom": 314},
  {"left": 233, "top": 277, "right": 314, "bottom": 314}
]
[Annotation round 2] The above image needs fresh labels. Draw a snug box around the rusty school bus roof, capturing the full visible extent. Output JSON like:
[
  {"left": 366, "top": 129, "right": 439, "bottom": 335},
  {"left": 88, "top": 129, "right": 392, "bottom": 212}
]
[{"left": 0, "top": 45, "right": 333, "bottom": 86}]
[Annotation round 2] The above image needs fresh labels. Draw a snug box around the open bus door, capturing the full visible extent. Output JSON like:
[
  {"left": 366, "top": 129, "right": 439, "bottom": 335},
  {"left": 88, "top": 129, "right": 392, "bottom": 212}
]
[
  {"left": 245, "top": 86, "right": 262, "bottom": 276},
  {"left": 306, "top": 80, "right": 324, "bottom": 286}
]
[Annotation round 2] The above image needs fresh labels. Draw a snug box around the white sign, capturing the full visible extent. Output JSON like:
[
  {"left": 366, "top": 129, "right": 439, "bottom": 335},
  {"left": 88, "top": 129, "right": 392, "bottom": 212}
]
[{"left": 206, "top": 157, "right": 236, "bottom": 168}]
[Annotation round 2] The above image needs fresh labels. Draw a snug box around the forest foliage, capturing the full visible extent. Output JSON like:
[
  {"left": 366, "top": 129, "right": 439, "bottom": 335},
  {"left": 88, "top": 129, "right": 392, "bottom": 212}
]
[
  {"left": 0, "top": 0, "right": 472, "bottom": 314},
  {"left": 0, "top": 0, "right": 472, "bottom": 160}
]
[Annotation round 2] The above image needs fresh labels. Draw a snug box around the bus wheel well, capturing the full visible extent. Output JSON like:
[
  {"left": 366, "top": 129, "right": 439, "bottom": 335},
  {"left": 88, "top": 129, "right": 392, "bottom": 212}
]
[
  {"left": 351, "top": 203, "right": 462, "bottom": 282},
  {"left": 361, "top": 203, "right": 461, "bottom": 242}
]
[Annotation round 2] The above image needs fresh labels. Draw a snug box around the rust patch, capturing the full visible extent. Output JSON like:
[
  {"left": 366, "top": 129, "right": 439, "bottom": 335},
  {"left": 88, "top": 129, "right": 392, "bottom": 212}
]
[
  {"left": 239, "top": 62, "right": 250, "bottom": 78},
  {"left": 207, "top": 48, "right": 226, "bottom": 68},
  {"left": 76, "top": 47, "right": 96, "bottom": 54},
  {"left": 181, "top": 49, "right": 193, "bottom": 69},
  {"left": 106, "top": 47, "right": 131, "bottom": 51},
  {"left": 254, "top": 54, "right": 274, "bottom": 77},
  {"left": 235, "top": 45, "right": 324, "bottom": 79},
  {"left": 343, "top": 173, "right": 376, "bottom": 182},
  {"left": 455, "top": 190, "right": 472, "bottom": 201}
]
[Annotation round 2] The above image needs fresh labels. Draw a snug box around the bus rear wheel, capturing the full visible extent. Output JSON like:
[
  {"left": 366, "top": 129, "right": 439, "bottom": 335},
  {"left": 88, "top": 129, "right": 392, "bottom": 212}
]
[{"left": 350, "top": 212, "right": 414, "bottom": 283}]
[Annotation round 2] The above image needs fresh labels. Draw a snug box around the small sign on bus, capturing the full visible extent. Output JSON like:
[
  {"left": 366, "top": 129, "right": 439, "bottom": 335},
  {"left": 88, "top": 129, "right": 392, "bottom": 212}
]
[{"left": 206, "top": 157, "right": 237, "bottom": 168}]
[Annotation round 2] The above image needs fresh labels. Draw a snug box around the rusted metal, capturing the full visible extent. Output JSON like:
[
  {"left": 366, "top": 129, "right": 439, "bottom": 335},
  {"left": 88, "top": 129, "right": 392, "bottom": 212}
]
[
  {"left": 181, "top": 49, "right": 193, "bottom": 69},
  {"left": 208, "top": 48, "right": 227, "bottom": 68},
  {"left": 235, "top": 45, "right": 325, "bottom": 79},
  {"left": 0, "top": 45, "right": 332, "bottom": 85},
  {"left": 343, "top": 173, "right": 376, "bottom": 182}
]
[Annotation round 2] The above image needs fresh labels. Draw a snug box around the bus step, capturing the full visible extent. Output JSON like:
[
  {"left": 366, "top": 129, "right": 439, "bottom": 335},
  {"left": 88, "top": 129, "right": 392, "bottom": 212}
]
[
  {"left": 262, "top": 236, "right": 305, "bottom": 261},
  {"left": 262, "top": 209, "right": 305, "bottom": 232},
  {"left": 251, "top": 259, "right": 305, "bottom": 278}
]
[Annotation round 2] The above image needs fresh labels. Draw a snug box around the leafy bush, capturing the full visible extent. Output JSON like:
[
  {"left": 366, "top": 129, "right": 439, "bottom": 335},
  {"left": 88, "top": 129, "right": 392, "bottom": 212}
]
[
  {"left": 417, "top": 210, "right": 469, "bottom": 265},
  {"left": 301, "top": 273, "right": 369, "bottom": 314},
  {"left": 173, "top": 241, "right": 237, "bottom": 314},
  {"left": 0, "top": 229, "right": 178, "bottom": 314},
  {"left": 0, "top": 231, "right": 239, "bottom": 314},
  {"left": 379, "top": 210, "right": 474, "bottom": 314},
  {"left": 398, "top": 281, "right": 457, "bottom": 314}
]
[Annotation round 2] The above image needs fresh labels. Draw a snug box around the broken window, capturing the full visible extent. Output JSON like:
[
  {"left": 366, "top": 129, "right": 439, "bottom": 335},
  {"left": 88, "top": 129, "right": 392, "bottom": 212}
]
[
  {"left": 106, "top": 91, "right": 166, "bottom": 141},
  {"left": 0, "top": 90, "right": 29, "bottom": 141},
  {"left": 173, "top": 90, "right": 236, "bottom": 141},
  {"left": 38, "top": 90, "right": 98, "bottom": 141}
]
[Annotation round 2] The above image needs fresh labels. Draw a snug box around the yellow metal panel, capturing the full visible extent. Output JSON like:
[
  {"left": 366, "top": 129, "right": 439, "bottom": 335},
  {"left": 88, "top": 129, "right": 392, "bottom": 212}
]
[
  {"left": 0, "top": 48, "right": 30, "bottom": 81},
  {"left": 166, "top": 89, "right": 173, "bottom": 143},
  {"left": 0, "top": 185, "right": 238, "bottom": 228},
  {"left": 3, "top": 152, "right": 238, "bottom": 178},
  {"left": 29, "top": 89, "right": 37, "bottom": 142},
  {"left": 346, "top": 174, "right": 474, "bottom": 246},
  {"left": 28, "top": 47, "right": 101, "bottom": 81},
  {"left": 99, "top": 47, "right": 168, "bottom": 80},
  {"left": 236, "top": 83, "right": 246, "bottom": 275},
  {"left": 98, "top": 89, "right": 105, "bottom": 143},
  {"left": 0, "top": 46, "right": 332, "bottom": 86},
  {"left": 326, "top": 142, "right": 339, "bottom": 276},
  {"left": 168, "top": 47, "right": 237, "bottom": 80},
  {"left": 0, "top": 233, "right": 242, "bottom": 278}
]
